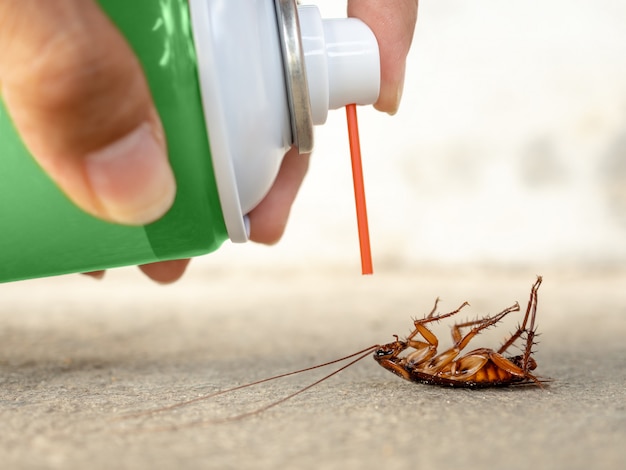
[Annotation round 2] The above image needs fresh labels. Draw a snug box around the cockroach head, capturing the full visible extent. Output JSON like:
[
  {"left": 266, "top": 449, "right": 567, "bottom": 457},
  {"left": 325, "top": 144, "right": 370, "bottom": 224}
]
[{"left": 373, "top": 337, "right": 407, "bottom": 362}]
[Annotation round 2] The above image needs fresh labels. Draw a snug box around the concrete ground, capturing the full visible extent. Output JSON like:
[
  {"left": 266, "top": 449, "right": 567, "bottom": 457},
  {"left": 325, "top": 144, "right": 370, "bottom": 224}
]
[{"left": 0, "top": 264, "right": 624, "bottom": 470}]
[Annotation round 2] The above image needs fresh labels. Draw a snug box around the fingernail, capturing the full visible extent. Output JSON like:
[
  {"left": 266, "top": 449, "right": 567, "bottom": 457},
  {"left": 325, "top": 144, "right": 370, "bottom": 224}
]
[
  {"left": 84, "top": 123, "right": 176, "bottom": 225},
  {"left": 388, "top": 76, "right": 405, "bottom": 116}
]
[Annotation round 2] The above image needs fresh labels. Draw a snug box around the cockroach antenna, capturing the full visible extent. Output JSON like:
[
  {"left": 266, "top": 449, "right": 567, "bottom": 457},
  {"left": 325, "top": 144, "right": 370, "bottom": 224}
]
[{"left": 114, "top": 345, "right": 379, "bottom": 432}]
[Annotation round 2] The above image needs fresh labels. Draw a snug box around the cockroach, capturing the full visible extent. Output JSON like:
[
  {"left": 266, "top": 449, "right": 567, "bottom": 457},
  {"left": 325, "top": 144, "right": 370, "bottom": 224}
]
[
  {"left": 118, "top": 277, "right": 546, "bottom": 430},
  {"left": 373, "top": 276, "right": 544, "bottom": 388}
]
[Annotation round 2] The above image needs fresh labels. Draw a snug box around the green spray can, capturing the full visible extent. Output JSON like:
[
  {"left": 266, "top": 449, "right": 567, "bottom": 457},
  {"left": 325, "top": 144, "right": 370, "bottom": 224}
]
[{"left": 0, "top": 0, "right": 380, "bottom": 283}]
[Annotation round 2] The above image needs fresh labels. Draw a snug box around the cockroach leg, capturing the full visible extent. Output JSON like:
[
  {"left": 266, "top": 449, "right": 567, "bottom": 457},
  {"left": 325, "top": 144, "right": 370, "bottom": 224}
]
[
  {"left": 450, "top": 302, "right": 519, "bottom": 344},
  {"left": 424, "top": 302, "right": 520, "bottom": 374},
  {"left": 403, "top": 300, "right": 471, "bottom": 364},
  {"left": 498, "top": 276, "right": 542, "bottom": 356}
]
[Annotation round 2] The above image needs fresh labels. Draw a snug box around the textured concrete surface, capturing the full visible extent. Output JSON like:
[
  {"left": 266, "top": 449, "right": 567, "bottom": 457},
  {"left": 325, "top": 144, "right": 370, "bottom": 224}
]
[{"left": 1, "top": 265, "right": 624, "bottom": 470}]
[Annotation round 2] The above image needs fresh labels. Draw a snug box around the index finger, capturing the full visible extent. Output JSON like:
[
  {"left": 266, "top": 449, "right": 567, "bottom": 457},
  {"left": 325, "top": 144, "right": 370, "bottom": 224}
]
[{"left": 348, "top": 0, "right": 418, "bottom": 114}]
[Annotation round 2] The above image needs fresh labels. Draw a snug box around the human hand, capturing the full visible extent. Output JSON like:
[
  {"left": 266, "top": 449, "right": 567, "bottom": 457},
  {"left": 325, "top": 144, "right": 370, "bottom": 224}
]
[
  {"left": 248, "top": 0, "right": 419, "bottom": 239},
  {"left": 348, "top": 0, "right": 419, "bottom": 115},
  {"left": 0, "top": 0, "right": 417, "bottom": 284}
]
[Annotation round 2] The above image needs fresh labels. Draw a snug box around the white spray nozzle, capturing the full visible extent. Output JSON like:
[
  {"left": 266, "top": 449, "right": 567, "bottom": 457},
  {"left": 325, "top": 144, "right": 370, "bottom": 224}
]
[{"left": 298, "top": 5, "right": 380, "bottom": 125}]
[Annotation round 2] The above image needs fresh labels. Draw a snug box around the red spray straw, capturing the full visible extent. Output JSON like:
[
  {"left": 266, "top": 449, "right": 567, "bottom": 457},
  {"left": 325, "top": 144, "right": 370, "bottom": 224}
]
[{"left": 345, "top": 104, "right": 373, "bottom": 275}]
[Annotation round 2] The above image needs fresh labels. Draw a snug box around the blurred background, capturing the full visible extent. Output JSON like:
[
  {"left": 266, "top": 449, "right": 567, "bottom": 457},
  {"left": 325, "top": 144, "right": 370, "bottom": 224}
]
[{"left": 205, "top": 0, "right": 626, "bottom": 272}]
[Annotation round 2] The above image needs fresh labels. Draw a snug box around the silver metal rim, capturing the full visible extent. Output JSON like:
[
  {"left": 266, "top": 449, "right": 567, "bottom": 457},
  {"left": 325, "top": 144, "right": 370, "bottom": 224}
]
[{"left": 274, "top": 0, "right": 314, "bottom": 154}]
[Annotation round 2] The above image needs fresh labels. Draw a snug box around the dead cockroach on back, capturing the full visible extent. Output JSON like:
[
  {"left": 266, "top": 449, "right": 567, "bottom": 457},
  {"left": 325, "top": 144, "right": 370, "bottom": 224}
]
[
  {"left": 117, "top": 277, "right": 547, "bottom": 430},
  {"left": 374, "top": 276, "right": 544, "bottom": 387}
]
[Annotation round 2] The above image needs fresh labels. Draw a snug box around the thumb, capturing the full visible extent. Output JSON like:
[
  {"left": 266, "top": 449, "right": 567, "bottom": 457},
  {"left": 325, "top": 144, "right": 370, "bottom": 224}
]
[{"left": 0, "top": 0, "right": 176, "bottom": 225}]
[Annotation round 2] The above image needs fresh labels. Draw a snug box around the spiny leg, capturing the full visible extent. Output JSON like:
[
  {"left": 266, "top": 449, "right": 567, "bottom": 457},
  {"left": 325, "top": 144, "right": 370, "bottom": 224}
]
[
  {"left": 425, "top": 303, "right": 519, "bottom": 373},
  {"left": 522, "top": 276, "right": 541, "bottom": 371},
  {"left": 497, "top": 276, "right": 542, "bottom": 372},
  {"left": 396, "top": 300, "right": 471, "bottom": 368},
  {"left": 404, "top": 301, "right": 470, "bottom": 359},
  {"left": 407, "top": 300, "right": 470, "bottom": 341},
  {"left": 488, "top": 351, "right": 541, "bottom": 385},
  {"left": 451, "top": 302, "right": 520, "bottom": 344},
  {"left": 426, "top": 297, "right": 441, "bottom": 319}
]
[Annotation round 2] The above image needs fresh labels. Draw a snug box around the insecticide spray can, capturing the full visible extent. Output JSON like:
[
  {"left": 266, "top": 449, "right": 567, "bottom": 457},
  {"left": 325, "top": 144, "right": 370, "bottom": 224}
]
[{"left": 0, "top": 0, "right": 380, "bottom": 283}]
